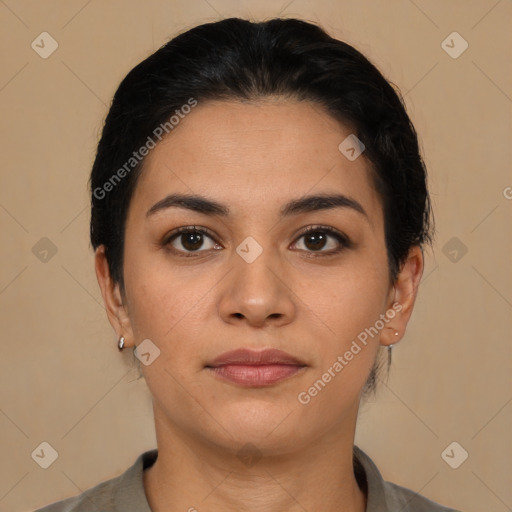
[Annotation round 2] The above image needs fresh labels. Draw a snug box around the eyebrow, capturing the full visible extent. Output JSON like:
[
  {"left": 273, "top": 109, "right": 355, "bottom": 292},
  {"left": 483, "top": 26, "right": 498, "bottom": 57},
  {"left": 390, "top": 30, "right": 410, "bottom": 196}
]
[{"left": 146, "top": 192, "right": 367, "bottom": 219}]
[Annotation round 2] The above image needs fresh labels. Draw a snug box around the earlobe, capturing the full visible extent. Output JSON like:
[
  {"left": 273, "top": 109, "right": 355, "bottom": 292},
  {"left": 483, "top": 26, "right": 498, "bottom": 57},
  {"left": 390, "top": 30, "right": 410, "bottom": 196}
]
[
  {"left": 94, "top": 246, "right": 134, "bottom": 348},
  {"left": 380, "top": 246, "right": 424, "bottom": 346}
]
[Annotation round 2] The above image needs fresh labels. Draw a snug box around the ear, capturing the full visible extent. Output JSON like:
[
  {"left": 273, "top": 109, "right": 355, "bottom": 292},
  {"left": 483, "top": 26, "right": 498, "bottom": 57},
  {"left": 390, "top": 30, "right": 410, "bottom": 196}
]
[
  {"left": 380, "top": 245, "right": 424, "bottom": 346},
  {"left": 94, "top": 245, "right": 135, "bottom": 348}
]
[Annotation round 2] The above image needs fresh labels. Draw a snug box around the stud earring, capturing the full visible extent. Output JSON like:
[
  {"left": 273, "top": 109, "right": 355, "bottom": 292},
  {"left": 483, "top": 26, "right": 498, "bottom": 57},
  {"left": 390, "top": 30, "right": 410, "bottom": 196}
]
[{"left": 118, "top": 336, "right": 125, "bottom": 351}]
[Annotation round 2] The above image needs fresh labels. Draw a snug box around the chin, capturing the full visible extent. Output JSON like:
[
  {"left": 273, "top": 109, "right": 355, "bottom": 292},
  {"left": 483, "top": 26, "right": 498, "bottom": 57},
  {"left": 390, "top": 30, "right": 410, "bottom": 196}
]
[{"left": 209, "top": 400, "right": 306, "bottom": 448}]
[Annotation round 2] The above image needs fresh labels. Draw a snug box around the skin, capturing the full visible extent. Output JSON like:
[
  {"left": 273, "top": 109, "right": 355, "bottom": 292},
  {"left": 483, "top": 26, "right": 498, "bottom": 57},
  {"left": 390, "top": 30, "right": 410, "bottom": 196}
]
[{"left": 95, "top": 99, "right": 423, "bottom": 512}]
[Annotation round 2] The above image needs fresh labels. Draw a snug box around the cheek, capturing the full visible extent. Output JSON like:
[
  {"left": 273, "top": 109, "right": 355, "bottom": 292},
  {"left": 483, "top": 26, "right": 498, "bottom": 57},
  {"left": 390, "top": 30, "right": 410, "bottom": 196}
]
[
  {"left": 123, "top": 246, "right": 219, "bottom": 352},
  {"left": 301, "top": 262, "right": 390, "bottom": 341},
  {"left": 293, "top": 270, "right": 388, "bottom": 415}
]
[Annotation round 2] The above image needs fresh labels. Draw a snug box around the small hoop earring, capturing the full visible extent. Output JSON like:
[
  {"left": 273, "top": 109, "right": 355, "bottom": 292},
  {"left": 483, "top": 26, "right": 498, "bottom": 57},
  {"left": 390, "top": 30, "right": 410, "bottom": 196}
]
[{"left": 118, "top": 336, "right": 125, "bottom": 351}]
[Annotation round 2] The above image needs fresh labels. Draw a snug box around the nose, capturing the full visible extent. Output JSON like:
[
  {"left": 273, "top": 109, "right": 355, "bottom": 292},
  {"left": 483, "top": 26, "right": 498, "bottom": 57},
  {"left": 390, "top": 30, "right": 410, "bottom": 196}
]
[{"left": 217, "top": 244, "right": 296, "bottom": 329}]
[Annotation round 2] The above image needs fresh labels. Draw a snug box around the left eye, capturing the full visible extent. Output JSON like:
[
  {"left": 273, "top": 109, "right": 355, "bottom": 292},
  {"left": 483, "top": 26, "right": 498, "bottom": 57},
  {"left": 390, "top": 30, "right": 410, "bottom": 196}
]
[{"left": 292, "top": 226, "right": 349, "bottom": 254}]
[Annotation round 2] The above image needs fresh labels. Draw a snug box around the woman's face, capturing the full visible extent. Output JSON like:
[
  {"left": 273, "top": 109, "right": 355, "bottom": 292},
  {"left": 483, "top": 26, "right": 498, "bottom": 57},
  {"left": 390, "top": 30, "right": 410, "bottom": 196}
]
[{"left": 100, "top": 99, "right": 421, "bottom": 456}]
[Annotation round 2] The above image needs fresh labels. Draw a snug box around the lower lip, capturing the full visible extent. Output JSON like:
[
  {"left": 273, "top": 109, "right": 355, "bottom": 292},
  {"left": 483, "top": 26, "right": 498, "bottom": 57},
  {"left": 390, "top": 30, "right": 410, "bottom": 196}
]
[{"left": 207, "top": 364, "right": 305, "bottom": 387}]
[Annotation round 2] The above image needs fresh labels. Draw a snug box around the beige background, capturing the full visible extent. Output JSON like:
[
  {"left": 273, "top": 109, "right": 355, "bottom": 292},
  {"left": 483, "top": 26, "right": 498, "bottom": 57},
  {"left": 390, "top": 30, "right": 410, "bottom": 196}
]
[{"left": 1, "top": 1, "right": 511, "bottom": 511}]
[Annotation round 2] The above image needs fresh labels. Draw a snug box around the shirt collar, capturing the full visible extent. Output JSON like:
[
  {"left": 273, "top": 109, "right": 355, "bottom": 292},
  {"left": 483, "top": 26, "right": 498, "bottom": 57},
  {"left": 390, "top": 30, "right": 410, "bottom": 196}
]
[
  {"left": 113, "top": 449, "right": 157, "bottom": 512},
  {"left": 353, "top": 445, "right": 390, "bottom": 511}
]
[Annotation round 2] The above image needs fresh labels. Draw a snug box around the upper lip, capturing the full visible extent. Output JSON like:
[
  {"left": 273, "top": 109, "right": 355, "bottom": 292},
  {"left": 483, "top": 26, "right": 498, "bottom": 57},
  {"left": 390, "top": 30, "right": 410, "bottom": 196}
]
[{"left": 206, "top": 348, "right": 306, "bottom": 367}]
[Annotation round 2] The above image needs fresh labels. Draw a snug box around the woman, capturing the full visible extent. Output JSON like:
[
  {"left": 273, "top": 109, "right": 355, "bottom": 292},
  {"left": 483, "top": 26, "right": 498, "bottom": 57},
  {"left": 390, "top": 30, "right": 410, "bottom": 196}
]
[{"left": 36, "top": 17, "right": 461, "bottom": 512}]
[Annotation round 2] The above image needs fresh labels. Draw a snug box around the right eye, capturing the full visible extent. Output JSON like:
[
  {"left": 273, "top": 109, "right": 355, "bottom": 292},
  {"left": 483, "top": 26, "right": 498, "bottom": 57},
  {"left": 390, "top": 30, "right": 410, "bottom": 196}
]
[{"left": 163, "top": 226, "right": 222, "bottom": 256}]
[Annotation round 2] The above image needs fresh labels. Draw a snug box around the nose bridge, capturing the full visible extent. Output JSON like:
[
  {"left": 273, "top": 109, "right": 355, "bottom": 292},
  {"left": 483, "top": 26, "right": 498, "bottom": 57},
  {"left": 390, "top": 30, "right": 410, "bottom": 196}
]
[
  {"left": 238, "top": 240, "right": 276, "bottom": 291},
  {"left": 218, "top": 233, "right": 295, "bottom": 326}
]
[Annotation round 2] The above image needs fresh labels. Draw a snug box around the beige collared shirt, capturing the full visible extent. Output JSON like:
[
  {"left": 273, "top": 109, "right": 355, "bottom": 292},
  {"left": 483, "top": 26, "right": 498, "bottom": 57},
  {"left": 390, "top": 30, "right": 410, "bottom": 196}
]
[{"left": 35, "top": 446, "right": 462, "bottom": 511}]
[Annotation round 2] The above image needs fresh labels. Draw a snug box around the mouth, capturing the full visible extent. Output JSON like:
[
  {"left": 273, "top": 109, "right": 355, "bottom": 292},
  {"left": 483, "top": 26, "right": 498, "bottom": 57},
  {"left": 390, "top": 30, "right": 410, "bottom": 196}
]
[{"left": 205, "top": 348, "right": 307, "bottom": 387}]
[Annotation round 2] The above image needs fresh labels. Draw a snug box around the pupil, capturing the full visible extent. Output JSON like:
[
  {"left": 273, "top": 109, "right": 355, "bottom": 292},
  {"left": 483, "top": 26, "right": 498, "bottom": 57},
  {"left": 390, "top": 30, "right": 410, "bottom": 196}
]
[
  {"left": 305, "top": 232, "right": 326, "bottom": 251},
  {"left": 182, "top": 232, "right": 203, "bottom": 251}
]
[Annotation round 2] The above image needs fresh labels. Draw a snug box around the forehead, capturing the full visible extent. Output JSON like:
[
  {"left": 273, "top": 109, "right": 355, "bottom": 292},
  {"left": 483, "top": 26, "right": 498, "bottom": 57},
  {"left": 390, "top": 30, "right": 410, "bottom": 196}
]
[{"left": 130, "top": 99, "right": 382, "bottom": 224}]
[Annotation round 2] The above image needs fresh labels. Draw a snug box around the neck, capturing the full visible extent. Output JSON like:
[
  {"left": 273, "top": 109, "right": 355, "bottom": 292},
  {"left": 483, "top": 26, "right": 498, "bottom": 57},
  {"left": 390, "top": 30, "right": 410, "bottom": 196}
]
[{"left": 143, "top": 405, "right": 367, "bottom": 512}]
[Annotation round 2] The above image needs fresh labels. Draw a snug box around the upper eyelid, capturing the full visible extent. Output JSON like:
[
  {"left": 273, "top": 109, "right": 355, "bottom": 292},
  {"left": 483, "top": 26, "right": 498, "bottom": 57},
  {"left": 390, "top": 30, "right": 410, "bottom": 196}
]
[{"left": 165, "top": 225, "right": 215, "bottom": 237}]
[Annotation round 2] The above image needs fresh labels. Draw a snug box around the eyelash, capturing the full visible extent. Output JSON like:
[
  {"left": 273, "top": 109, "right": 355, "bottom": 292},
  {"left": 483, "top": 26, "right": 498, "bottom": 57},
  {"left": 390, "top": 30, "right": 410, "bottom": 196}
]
[{"left": 162, "top": 225, "right": 352, "bottom": 258}]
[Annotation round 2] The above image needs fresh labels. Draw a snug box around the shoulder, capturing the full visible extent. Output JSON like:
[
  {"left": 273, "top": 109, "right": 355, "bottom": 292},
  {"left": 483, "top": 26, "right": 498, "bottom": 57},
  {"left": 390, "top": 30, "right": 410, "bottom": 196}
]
[
  {"left": 33, "top": 449, "right": 157, "bottom": 512},
  {"left": 353, "top": 445, "right": 463, "bottom": 512},
  {"left": 382, "top": 480, "right": 462, "bottom": 512},
  {"left": 33, "top": 477, "right": 119, "bottom": 512}
]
